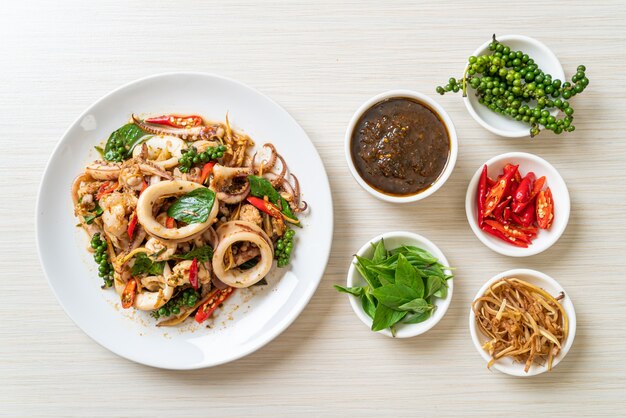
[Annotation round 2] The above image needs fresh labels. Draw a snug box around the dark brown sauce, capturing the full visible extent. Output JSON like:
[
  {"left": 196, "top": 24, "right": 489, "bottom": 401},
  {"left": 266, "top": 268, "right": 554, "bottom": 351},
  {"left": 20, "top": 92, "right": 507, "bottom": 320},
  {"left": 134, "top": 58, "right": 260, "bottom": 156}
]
[{"left": 350, "top": 97, "right": 450, "bottom": 196}]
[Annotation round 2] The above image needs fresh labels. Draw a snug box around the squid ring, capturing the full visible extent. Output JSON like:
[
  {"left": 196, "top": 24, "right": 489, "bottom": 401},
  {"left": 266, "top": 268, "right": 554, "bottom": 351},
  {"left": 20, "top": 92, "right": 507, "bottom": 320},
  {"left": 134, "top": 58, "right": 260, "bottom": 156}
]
[
  {"left": 212, "top": 221, "right": 274, "bottom": 288},
  {"left": 136, "top": 180, "right": 219, "bottom": 242}
]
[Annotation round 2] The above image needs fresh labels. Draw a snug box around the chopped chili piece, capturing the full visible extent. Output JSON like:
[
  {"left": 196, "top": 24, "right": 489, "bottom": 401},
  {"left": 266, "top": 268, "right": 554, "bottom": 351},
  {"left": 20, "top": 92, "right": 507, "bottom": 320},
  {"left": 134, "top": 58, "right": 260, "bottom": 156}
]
[
  {"left": 127, "top": 212, "right": 138, "bottom": 239},
  {"left": 189, "top": 258, "right": 199, "bottom": 290},
  {"left": 483, "top": 164, "right": 518, "bottom": 217},
  {"left": 121, "top": 279, "right": 137, "bottom": 309},
  {"left": 536, "top": 187, "right": 554, "bottom": 229},
  {"left": 477, "top": 165, "right": 488, "bottom": 226},
  {"left": 145, "top": 114, "right": 203, "bottom": 129},
  {"left": 476, "top": 164, "right": 553, "bottom": 247},
  {"left": 195, "top": 287, "right": 235, "bottom": 323},
  {"left": 95, "top": 181, "right": 119, "bottom": 200}
]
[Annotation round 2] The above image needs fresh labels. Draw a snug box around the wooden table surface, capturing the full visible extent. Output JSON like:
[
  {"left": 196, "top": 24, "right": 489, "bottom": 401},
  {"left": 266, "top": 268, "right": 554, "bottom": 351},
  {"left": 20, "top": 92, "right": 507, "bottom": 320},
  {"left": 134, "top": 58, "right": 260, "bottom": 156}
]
[{"left": 2, "top": 1, "right": 625, "bottom": 416}]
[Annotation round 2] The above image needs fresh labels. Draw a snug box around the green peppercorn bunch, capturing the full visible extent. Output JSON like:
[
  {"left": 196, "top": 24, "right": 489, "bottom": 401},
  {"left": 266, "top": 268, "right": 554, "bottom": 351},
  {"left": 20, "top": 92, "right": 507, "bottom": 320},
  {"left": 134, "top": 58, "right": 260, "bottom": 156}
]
[
  {"left": 106, "top": 137, "right": 129, "bottom": 162},
  {"left": 275, "top": 229, "right": 295, "bottom": 267},
  {"left": 437, "top": 35, "right": 589, "bottom": 137},
  {"left": 151, "top": 288, "right": 200, "bottom": 319},
  {"left": 178, "top": 145, "right": 227, "bottom": 173},
  {"left": 90, "top": 233, "right": 113, "bottom": 288}
]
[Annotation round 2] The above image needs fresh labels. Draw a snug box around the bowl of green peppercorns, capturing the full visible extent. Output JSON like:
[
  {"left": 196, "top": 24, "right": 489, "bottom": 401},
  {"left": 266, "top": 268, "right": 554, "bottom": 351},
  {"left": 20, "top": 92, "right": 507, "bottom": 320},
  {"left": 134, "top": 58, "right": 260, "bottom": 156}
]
[{"left": 437, "top": 34, "right": 589, "bottom": 138}]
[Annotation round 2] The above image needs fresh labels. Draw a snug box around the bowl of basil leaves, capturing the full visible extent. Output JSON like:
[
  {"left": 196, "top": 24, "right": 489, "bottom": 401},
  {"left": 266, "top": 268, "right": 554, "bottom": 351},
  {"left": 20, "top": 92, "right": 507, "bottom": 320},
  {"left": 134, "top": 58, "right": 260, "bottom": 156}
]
[{"left": 335, "top": 231, "right": 454, "bottom": 338}]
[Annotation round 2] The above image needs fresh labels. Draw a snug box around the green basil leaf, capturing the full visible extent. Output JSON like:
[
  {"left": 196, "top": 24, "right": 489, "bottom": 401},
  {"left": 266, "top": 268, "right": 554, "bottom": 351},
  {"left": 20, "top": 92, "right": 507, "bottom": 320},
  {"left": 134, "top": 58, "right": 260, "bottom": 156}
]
[
  {"left": 403, "top": 310, "right": 432, "bottom": 324},
  {"left": 423, "top": 264, "right": 454, "bottom": 281},
  {"left": 167, "top": 188, "right": 216, "bottom": 224},
  {"left": 366, "top": 265, "right": 396, "bottom": 284},
  {"left": 371, "top": 284, "right": 418, "bottom": 309},
  {"left": 248, "top": 175, "right": 297, "bottom": 220},
  {"left": 131, "top": 253, "right": 165, "bottom": 276},
  {"left": 425, "top": 275, "right": 444, "bottom": 298},
  {"left": 395, "top": 254, "right": 424, "bottom": 297},
  {"left": 83, "top": 203, "right": 103, "bottom": 225},
  {"left": 376, "top": 253, "right": 399, "bottom": 267},
  {"left": 390, "top": 245, "right": 439, "bottom": 264},
  {"left": 103, "top": 123, "right": 148, "bottom": 161},
  {"left": 354, "top": 255, "right": 381, "bottom": 288},
  {"left": 171, "top": 245, "right": 213, "bottom": 262},
  {"left": 434, "top": 285, "right": 448, "bottom": 299},
  {"left": 334, "top": 285, "right": 365, "bottom": 297},
  {"left": 361, "top": 290, "right": 377, "bottom": 319},
  {"left": 372, "top": 304, "right": 407, "bottom": 332},
  {"left": 397, "top": 298, "right": 433, "bottom": 314},
  {"left": 239, "top": 256, "right": 260, "bottom": 270},
  {"left": 371, "top": 239, "right": 388, "bottom": 264}
]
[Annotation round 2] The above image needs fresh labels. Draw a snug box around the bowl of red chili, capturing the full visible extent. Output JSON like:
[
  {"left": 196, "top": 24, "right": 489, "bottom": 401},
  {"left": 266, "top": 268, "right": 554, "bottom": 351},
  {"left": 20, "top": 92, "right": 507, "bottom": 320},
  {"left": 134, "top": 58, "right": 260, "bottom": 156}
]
[{"left": 465, "top": 152, "right": 570, "bottom": 257}]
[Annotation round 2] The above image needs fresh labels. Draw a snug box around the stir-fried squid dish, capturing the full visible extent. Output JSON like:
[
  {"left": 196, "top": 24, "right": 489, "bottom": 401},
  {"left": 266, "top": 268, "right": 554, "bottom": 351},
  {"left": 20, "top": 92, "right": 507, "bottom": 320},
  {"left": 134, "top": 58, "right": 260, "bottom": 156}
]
[
  {"left": 72, "top": 114, "right": 306, "bottom": 326},
  {"left": 472, "top": 278, "right": 568, "bottom": 373}
]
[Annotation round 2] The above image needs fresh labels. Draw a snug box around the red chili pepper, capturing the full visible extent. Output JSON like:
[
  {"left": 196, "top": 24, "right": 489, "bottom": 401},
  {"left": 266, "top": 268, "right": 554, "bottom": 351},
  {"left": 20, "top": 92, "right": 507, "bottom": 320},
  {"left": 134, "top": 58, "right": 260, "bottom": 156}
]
[
  {"left": 189, "top": 258, "right": 199, "bottom": 290},
  {"left": 517, "top": 224, "right": 539, "bottom": 236},
  {"left": 95, "top": 181, "right": 119, "bottom": 200},
  {"left": 127, "top": 212, "right": 138, "bottom": 239},
  {"left": 510, "top": 165, "right": 522, "bottom": 184},
  {"left": 483, "top": 164, "right": 518, "bottom": 217},
  {"left": 503, "top": 206, "right": 512, "bottom": 223},
  {"left": 140, "top": 180, "right": 148, "bottom": 194},
  {"left": 518, "top": 200, "right": 537, "bottom": 227},
  {"left": 487, "top": 176, "right": 496, "bottom": 188},
  {"left": 510, "top": 212, "right": 524, "bottom": 225},
  {"left": 247, "top": 196, "right": 283, "bottom": 219},
  {"left": 480, "top": 223, "right": 528, "bottom": 248},
  {"left": 145, "top": 114, "right": 203, "bottom": 129},
  {"left": 514, "top": 171, "right": 536, "bottom": 204},
  {"left": 484, "top": 219, "right": 532, "bottom": 244},
  {"left": 536, "top": 187, "right": 554, "bottom": 229},
  {"left": 198, "top": 162, "right": 215, "bottom": 185},
  {"left": 195, "top": 286, "right": 235, "bottom": 324},
  {"left": 477, "top": 165, "right": 488, "bottom": 225},
  {"left": 513, "top": 175, "right": 545, "bottom": 213},
  {"left": 166, "top": 216, "right": 176, "bottom": 229},
  {"left": 492, "top": 197, "right": 511, "bottom": 223},
  {"left": 531, "top": 176, "right": 547, "bottom": 197},
  {"left": 121, "top": 279, "right": 137, "bottom": 309}
]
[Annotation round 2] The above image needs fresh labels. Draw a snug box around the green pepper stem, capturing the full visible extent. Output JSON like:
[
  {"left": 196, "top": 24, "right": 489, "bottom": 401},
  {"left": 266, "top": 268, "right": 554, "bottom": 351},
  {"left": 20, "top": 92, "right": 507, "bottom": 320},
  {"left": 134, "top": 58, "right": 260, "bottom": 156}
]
[{"left": 462, "top": 65, "right": 469, "bottom": 98}]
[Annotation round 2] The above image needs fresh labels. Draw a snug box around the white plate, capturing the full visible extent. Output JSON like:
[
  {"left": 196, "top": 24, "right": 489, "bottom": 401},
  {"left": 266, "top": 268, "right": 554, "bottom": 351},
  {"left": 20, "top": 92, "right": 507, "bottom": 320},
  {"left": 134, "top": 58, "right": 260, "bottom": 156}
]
[{"left": 36, "top": 72, "right": 333, "bottom": 369}]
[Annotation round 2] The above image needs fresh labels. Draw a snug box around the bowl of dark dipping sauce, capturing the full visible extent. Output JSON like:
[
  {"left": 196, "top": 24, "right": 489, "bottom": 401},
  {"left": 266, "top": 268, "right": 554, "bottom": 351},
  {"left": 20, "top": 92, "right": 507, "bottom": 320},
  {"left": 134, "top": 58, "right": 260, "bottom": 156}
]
[{"left": 345, "top": 90, "right": 458, "bottom": 203}]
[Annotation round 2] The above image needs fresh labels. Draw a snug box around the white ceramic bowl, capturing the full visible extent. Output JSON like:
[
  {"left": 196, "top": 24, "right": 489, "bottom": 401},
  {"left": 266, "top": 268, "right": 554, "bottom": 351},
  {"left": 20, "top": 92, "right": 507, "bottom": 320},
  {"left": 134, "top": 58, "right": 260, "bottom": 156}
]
[
  {"left": 345, "top": 231, "right": 453, "bottom": 338},
  {"left": 465, "top": 152, "right": 570, "bottom": 257},
  {"left": 345, "top": 90, "right": 458, "bottom": 203},
  {"left": 469, "top": 268, "right": 576, "bottom": 377},
  {"left": 463, "top": 35, "right": 565, "bottom": 138}
]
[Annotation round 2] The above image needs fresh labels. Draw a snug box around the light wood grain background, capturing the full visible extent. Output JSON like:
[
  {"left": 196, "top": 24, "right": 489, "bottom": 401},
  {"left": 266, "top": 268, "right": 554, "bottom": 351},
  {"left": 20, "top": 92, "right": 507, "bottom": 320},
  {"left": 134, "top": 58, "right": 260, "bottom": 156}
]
[{"left": 1, "top": 0, "right": 625, "bottom": 416}]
